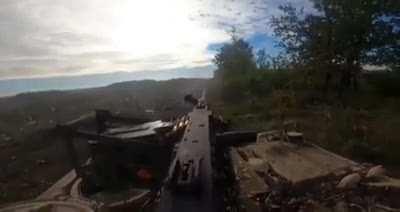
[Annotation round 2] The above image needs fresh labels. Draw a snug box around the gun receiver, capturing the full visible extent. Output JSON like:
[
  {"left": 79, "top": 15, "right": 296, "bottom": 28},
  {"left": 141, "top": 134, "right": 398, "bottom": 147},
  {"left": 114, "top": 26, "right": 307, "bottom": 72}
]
[{"left": 157, "top": 90, "right": 218, "bottom": 212}]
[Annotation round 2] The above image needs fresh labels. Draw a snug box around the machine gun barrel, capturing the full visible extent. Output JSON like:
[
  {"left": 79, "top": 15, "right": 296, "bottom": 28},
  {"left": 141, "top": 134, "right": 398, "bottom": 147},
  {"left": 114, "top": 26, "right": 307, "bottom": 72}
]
[{"left": 157, "top": 90, "right": 220, "bottom": 212}]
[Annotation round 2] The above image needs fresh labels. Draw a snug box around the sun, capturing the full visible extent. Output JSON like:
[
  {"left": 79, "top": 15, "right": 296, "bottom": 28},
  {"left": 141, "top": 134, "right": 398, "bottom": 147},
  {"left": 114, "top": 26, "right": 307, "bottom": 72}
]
[{"left": 111, "top": 0, "right": 190, "bottom": 56}]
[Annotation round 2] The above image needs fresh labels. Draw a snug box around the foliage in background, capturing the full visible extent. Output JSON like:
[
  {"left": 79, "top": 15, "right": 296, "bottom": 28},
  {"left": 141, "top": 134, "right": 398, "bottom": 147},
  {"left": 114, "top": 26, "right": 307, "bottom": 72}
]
[
  {"left": 271, "top": 0, "right": 400, "bottom": 95},
  {"left": 213, "top": 36, "right": 257, "bottom": 101},
  {"left": 211, "top": 0, "right": 400, "bottom": 166}
]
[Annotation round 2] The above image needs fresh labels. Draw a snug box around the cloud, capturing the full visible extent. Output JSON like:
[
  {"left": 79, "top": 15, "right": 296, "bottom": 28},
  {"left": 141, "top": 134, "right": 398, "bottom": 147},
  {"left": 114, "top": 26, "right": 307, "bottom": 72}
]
[
  {"left": 0, "top": 0, "right": 314, "bottom": 79},
  {"left": 194, "top": 0, "right": 315, "bottom": 36}
]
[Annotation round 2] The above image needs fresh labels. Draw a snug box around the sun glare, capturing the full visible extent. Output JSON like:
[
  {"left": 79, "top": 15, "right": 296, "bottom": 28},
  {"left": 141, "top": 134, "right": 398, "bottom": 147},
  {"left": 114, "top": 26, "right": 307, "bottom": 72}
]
[
  {"left": 112, "top": 1, "right": 192, "bottom": 55},
  {"left": 110, "top": 0, "right": 226, "bottom": 68}
]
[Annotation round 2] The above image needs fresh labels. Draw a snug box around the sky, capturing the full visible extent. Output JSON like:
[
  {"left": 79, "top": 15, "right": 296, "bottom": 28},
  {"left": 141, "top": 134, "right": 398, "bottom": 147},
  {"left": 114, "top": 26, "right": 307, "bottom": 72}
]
[{"left": 0, "top": 0, "right": 314, "bottom": 80}]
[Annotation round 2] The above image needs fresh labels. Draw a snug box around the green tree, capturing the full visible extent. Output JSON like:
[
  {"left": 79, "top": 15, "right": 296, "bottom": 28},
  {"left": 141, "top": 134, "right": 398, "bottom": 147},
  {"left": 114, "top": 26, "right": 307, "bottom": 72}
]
[
  {"left": 213, "top": 36, "right": 257, "bottom": 101},
  {"left": 271, "top": 0, "right": 400, "bottom": 95},
  {"left": 214, "top": 37, "right": 257, "bottom": 80}
]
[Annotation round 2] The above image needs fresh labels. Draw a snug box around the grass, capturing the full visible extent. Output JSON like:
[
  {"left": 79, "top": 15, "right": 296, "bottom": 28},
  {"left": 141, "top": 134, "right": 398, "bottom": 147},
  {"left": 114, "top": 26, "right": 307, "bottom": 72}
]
[{"left": 208, "top": 72, "right": 400, "bottom": 166}]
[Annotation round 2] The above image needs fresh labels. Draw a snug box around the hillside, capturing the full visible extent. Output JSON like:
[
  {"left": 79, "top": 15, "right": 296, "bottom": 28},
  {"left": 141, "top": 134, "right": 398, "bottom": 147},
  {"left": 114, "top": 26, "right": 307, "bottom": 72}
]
[
  {"left": 0, "top": 78, "right": 208, "bottom": 204},
  {"left": 0, "top": 66, "right": 213, "bottom": 97}
]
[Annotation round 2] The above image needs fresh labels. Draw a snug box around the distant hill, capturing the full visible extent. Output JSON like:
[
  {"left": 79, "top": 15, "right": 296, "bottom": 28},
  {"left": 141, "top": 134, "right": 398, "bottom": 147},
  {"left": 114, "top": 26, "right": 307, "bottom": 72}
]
[
  {"left": 0, "top": 65, "right": 214, "bottom": 97},
  {"left": 0, "top": 78, "right": 210, "bottom": 205},
  {"left": 0, "top": 78, "right": 210, "bottom": 140}
]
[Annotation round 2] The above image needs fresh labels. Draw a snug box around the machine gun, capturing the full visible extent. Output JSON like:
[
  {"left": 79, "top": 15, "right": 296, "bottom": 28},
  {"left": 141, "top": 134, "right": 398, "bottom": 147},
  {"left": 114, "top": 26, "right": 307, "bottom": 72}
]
[
  {"left": 157, "top": 91, "right": 232, "bottom": 212},
  {"left": 20, "top": 90, "right": 255, "bottom": 212},
  {"left": 3, "top": 91, "right": 399, "bottom": 212}
]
